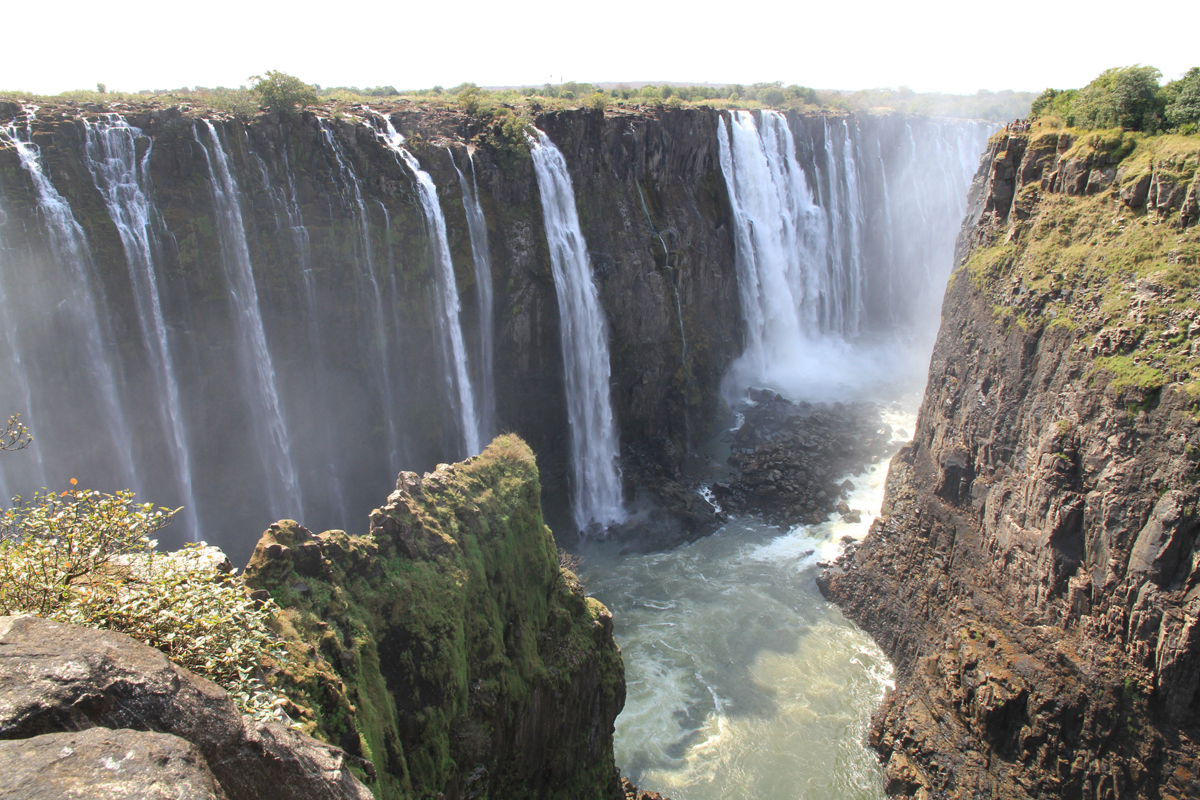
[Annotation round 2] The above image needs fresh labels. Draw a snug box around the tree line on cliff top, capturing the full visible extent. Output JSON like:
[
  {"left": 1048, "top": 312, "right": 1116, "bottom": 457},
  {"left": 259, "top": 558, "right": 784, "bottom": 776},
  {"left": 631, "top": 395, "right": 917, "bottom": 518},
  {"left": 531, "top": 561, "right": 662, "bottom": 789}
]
[{"left": 1030, "top": 65, "right": 1200, "bottom": 133}]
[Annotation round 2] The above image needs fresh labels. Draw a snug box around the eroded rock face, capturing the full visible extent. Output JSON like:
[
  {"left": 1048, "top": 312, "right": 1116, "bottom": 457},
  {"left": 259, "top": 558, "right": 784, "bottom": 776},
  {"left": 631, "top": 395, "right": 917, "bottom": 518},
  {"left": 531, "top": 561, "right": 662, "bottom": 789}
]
[
  {"left": 0, "top": 615, "right": 372, "bottom": 800},
  {"left": 821, "top": 129, "right": 1200, "bottom": 799}
]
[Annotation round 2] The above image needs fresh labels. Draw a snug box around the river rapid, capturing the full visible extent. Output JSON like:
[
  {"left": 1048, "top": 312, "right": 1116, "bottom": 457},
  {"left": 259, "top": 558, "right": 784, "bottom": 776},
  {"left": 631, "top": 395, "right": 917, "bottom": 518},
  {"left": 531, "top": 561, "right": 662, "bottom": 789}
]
[{"left": 579, "top": 406, "right": 916, "bottom": 799}]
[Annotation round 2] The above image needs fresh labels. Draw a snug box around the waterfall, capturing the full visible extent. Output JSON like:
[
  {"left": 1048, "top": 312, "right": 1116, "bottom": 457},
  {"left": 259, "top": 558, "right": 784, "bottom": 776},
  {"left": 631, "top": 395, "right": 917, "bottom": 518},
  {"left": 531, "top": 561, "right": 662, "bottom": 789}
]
[
  {"left": 374, "top": 117, "right": 481, "bottom": 458},
  {"left": 718, "top": 111, "right": 818, "bottom": 387},
  {"left": 529, "top": 128, "right": 625, "bottom": 532},
  {"left": 0, "top": 223, "right": 47, "bottom": 497},
  {"left": 450, "top": 149, "right": 496, "bottom": 444},
  {"left": 83, "top": 115, "right": 201, "bottom": 538},
  {"left": 318, "top": 120, "right": 405, "bottom": 475},
  {"left": 194, "top": 120, "right": 302, "bottom": 522},
  {"left": 719, "top": 110, "right": 988, "bottom": 400},
  {"left": 0, "top": 109, "right": 140, "bottom": 494}
]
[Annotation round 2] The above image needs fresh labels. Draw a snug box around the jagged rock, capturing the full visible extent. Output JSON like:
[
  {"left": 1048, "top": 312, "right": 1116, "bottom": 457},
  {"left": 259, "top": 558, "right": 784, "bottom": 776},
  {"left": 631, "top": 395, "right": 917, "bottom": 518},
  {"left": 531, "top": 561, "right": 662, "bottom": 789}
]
[
  {"left": 0, "top": 615, "right": 372, "bottom": 800},
  {"left": 0, "top": 728, "right": 227, "bottom": 800},
  {"left": 1121, "top": 172, "right": 1152, "bottom": 207},
  {"left": 620, "top": 776, "right": 671, "bottom": 800},
  {"left": 721, "top": 394, "right": 897, "bottom": 527}
]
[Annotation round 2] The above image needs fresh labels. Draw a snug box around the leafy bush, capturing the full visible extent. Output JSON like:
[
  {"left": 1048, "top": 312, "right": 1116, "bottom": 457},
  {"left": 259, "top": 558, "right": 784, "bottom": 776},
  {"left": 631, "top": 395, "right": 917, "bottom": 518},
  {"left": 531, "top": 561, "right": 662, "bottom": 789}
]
[
  {"left": 1165, "top": 67, "right": 1200, "bottom": 127},
  {"left": 0, "top": 478, "right": 292, "bottom": 724},
  {"left": 65, "top": 544, "right": 290, "bottom": 720},
  {"left": 1029, "top": 88, "right": 1078, "bottom": 123},
  {"left": 482, "top": 111, "right": 532, "bottom": 166},
  {"left": 249, "top": 70, "right": 318, "bottom": 114},
  {"left": 1072, "top": 66, "right": 1164, "bottom": 131}
]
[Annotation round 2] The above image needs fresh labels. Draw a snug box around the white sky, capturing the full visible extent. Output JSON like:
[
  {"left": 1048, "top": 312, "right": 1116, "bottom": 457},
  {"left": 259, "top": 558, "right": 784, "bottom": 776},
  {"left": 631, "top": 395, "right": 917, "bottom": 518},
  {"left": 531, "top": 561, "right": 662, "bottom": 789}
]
[{"left": 5, "top": 0, "right": 1197, "bottom": 96}]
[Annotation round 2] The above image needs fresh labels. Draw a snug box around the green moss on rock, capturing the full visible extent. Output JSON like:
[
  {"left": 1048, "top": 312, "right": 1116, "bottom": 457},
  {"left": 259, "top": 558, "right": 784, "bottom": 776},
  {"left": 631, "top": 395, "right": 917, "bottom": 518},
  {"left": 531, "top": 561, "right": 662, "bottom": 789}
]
[{"left": 244, "top": 435, "right": 624, "bottom": 800}]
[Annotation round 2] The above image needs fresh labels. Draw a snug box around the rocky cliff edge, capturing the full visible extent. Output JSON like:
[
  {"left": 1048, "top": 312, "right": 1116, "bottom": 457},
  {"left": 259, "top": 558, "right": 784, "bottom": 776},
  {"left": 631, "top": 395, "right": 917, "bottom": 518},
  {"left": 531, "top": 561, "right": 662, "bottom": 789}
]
[{"left": 821, "top": 127, "right": 1200, "bottom": 798}]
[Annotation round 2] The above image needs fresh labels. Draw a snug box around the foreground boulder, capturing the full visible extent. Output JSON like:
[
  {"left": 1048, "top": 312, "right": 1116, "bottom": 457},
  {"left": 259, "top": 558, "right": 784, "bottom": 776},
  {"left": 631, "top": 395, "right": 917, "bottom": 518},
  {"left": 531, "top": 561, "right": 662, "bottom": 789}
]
[
  {"left": 0, "top": 728, "right": 227, "bottom": 800},
  {"left": 0, "top": 614, "right": 371, "bottom": 800}
]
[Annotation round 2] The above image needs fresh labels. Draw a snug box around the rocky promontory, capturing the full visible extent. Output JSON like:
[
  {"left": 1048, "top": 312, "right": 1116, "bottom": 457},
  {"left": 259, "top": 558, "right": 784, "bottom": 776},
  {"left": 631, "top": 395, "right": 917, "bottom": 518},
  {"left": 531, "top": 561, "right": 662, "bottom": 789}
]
[
  {"left": 821, "top": 127, "right": 1200, "bottom": 798},
  {"left": 243, "top": 434, "right": 626, "bottom": 800}
]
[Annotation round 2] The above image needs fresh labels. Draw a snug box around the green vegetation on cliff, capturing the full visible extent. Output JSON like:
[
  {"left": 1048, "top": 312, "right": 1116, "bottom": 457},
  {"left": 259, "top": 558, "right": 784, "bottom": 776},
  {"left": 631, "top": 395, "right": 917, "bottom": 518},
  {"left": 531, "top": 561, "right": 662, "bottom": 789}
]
[
  {"left": 2, "top": 75, "right": 1035, "bottom": 121},
  {"left": 244, "top": 435, "right": 624, "bottom": 800},
  {"left": 961, "top": 118, "right": 1199, "bottom": 405},
  {"left": 1030, "top": 64, "right": 1200, "bottom": 133}
]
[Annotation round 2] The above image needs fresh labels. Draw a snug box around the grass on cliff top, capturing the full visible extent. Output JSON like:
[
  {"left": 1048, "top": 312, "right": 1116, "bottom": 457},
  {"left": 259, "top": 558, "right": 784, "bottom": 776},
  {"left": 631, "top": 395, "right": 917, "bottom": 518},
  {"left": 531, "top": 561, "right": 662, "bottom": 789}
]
[{"left": 963, "top": 126, "right": 1200, "bottom": 398}]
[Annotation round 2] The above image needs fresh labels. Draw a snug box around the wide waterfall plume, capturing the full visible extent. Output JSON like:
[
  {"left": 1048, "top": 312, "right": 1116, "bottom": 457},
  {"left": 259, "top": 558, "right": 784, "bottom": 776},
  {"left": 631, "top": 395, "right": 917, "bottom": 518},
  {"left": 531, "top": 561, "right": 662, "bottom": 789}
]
[
  {"left": 529, "top": 128, "right": 625, "bottom": 533},
  {"left": 194, "top": 120, "right": 303, "bottom": 523},
  {"left": 718, "top": 110, "right": 988, "bottom": 401},
  {"left": 84, "top": 115, "right": 201, "bottom": 538},
  {"left": 0, "top": 109, "right": 146, "bottom": 509}
]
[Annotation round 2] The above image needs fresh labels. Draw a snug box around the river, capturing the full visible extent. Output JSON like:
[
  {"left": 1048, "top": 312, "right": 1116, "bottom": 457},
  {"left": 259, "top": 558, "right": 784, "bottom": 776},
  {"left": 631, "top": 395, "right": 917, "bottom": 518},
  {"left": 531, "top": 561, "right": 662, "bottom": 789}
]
[{"left": 579, "top": 406, "right": 915, "bottom": 799}]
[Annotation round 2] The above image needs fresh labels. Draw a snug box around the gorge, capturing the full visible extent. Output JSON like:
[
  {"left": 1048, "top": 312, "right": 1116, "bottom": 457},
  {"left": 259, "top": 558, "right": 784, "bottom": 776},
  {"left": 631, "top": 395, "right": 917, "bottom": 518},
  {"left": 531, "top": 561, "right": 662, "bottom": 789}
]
[
  {"left": 0, "top": 100, "right": 984, "bottom": 562},
  {"left": 9, "top": 89, "right": 1194, "bottom": 800}
]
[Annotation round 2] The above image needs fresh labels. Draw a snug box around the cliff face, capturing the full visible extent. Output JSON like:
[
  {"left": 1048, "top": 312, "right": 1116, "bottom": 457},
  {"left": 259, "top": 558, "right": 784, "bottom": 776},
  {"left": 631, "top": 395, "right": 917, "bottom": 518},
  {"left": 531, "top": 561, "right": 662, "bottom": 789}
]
[
  {"left": 822, "top": 128, "right": 1200, "bottom": 798},
  {"left": 0, "top": 101, "right": 738, "bottom": 551},
  {"left": 243, "top": 434, "right": 625, "bottom": 800}
]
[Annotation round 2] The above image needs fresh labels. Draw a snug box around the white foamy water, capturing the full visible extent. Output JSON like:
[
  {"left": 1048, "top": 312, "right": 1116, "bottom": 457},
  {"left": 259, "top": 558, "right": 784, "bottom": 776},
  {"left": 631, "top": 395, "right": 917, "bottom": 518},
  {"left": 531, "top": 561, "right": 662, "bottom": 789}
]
[{"left": 579, "top": 406, "right": 914, "bottom": 799}]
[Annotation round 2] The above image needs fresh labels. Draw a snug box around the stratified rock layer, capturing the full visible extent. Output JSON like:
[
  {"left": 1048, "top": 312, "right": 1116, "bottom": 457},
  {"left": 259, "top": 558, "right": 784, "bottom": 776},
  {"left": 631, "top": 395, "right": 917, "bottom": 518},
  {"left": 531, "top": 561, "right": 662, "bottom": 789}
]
[
  {"left": 822, "top": 129, "right": 1200, "bottom": 798},
  {"left": 244, "top": 434, "right": 625, "bottom": 800}
]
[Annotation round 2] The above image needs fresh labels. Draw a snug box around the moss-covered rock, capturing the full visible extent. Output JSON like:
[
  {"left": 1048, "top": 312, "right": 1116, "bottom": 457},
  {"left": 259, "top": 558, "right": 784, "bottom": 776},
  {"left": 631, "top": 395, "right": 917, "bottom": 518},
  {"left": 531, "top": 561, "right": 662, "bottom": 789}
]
[{"left": 244, "top": 434, "right": 624, "bottom": 800}]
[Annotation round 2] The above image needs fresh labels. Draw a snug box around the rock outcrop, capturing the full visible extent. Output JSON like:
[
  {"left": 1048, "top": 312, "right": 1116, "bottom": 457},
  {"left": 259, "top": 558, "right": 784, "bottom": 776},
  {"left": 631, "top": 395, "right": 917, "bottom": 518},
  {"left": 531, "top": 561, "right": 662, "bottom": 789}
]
[
  {"left": 0, "top": 614, "right": 372, "bottom": 800},
  {"left": 821, "top": 128, "right": 1200, "bottom": 798},
  {"left": 243, "top": 434, "right": 626, "bottom": 800}
]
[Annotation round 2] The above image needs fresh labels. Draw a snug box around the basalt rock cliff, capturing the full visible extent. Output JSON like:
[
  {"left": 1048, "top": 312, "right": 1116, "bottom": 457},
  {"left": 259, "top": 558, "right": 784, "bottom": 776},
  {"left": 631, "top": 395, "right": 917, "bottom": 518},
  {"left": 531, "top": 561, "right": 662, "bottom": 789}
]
[{"left": 821, "top": 128, "right": 1200, "bottom": 798}]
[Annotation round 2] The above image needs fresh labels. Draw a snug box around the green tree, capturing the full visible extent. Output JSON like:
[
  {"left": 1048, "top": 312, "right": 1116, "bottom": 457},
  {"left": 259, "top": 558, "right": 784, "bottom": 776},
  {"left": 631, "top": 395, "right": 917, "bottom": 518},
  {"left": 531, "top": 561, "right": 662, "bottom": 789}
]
[
  {"left": 249, "top": 70, "right": 318, "bottom": 114},
  {"left": 1073, "top": 65, "right": 1163, "bottom": 130},
  {"left": 1165, "top": 67, "right": 1200, "bottom": 128}
]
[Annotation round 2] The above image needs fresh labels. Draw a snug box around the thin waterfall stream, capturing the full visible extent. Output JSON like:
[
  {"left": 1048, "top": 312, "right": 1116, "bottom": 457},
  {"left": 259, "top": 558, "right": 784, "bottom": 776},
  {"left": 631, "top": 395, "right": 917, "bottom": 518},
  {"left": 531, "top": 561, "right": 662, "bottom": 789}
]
[
  {"left": 376, "top": 117, "right": 483, "bottom": 458},
  {"left": 529, "top": 128, "right": 625, "bottom": 532},
  {"left": 450, "top": 148, "right": 496, "bottom": 444}
]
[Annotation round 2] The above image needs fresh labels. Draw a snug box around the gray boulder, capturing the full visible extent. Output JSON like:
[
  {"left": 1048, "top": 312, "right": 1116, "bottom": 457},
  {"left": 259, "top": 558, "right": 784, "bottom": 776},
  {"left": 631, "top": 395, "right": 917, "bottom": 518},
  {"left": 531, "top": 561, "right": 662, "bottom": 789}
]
[
  {"left": 0, "top": 615, "right": 372, "bottom": 800},
  {"left": 0, "top": 727, "right": 227, "bottom": 800}
]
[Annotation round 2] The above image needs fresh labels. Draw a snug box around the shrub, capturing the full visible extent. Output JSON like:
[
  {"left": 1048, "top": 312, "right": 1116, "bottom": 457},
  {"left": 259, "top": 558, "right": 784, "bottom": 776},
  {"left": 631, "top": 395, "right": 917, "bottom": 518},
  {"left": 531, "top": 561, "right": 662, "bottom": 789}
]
[
  {"left": 249, "top": 70, "right": 318, "bottom": 114},
  {"left": 0, "top": 479, "right": 292, "bottom": 724},
  {"left": 482, "top": 111, "right": 532, "bottom": 167}
]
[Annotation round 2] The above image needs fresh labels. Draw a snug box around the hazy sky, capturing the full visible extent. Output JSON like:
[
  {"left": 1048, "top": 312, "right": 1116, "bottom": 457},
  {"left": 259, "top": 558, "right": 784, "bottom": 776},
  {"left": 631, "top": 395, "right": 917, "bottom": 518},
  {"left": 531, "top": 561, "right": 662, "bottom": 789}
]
[{"left": 6, "top": 0, "right": 1197, "bottom": 96}]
